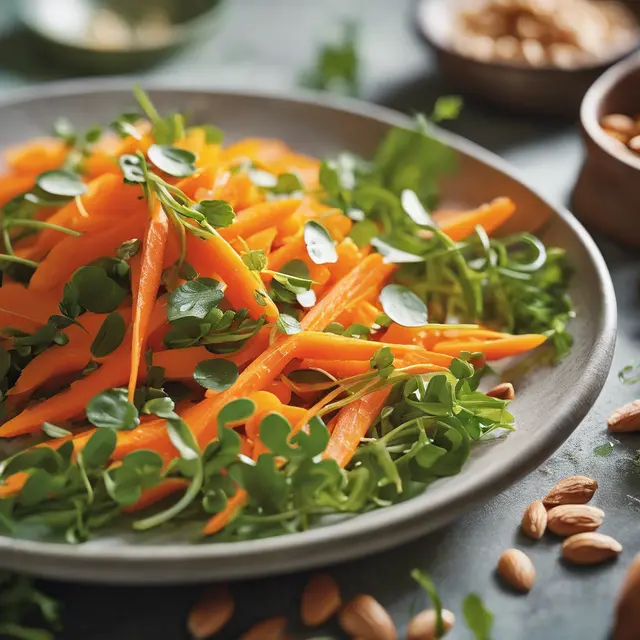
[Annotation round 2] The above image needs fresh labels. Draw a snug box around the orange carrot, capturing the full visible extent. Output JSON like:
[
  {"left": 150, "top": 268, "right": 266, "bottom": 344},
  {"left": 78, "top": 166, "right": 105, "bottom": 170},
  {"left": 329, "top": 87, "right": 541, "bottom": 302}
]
[
  {"left": 299, "top": 359, "right": 371, "bottom": 378},
  {"left": 242, "top": 227, "right": 278, "bottom": 254},
  {"left": 28, "top": 214, "right": 147, "bottom": 292},
  {"left": 122, "top": 479, "right": 189, "bottom": 513},
  {"left": 5, "top": 138, "right": 67, "bottom": 174},
  {"left": 431, "top": 334, "right": 546, "bottom": 360},
  {"left": 202, "top": 490, "right": 247, "bottom": 536},
  {"left": 128, "top": 202, "right": 170, "bottom": 401},
  {"left": 0, "top": 471, "right": 28, "bottom": 497},
  {"left": 0, "top": 173, "right": 38, "bottom": 208},
  {"left": 267, "top": 379, "right": 291, "bottom": 404},
  {"left": 324, "top": 387, "right": 392, "bottom": 468},
  {"left": 435, "top": 197, "right": 516, "bottom": 241},
  {"left": 266, "top": 235, "right": 305, "bottom": 272},
  {"left": 301, "top": 253, "right": 396, "bottom": 331},
  {"left": 220, "top": 199, "right": 301, "bottom": 242},
  {"left": 185, "top": 229, "right": 279, "bottom": 322},
  {"left": 0, "top": 284, "right": 59, "bottom": 330}
]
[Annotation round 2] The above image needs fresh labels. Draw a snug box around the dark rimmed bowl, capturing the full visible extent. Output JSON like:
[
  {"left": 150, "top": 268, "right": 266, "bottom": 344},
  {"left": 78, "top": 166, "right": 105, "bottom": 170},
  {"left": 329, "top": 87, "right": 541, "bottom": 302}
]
[
  {"left": 414, "top": 0, "right": 640, "bottom": 116},
  {"left": 572, "top": 52, "right": 640, "bottom": 245}
]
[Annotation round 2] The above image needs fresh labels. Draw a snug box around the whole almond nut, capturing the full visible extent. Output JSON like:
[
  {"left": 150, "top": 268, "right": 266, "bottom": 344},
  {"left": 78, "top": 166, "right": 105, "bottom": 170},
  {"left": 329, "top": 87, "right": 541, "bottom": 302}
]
[
  {"left": 407, "top": 608, "right": 455, "bottom": 640},
  {"left": 339, "top": 594, "right": 397, "bottom": 640},
  {"left": 629, "top": 136, "right": 640, "bottom": 154},
  {"left": 614, "top": 553, "right": 640, "bottom": 640},
  {"left": 608, "top": 400, "right": 640, "bottom": 432},
  {"left": 301, "top": 573, "right": 341, "bottom": 627},
  {"left": 487, "top": 382, "right": 515, "bottom": 400},
  {"left": 521, "top": 500, "right": 547, "bottom": 539},
  {"left": 239, "top": 616, "right": 288, "bottom": 640},
  {"left": 603, "top": 128, "right": 630, "bottom": 144},
  {"left": 547, "top": 504, "right": 604, "bottom": 536},
  {"left": 497, "top": 549, "right": 535, "bottom": 592},
  {"left": 601, "top": 114, "right": 637, "bottom": 136},
  {"left": 187, "top": 585, "right": 234, "bottom": 639},
  {"left": 542, "top": 475, "right": 598, "bottom": 508},
  {"left": 562, "top": 532, "right": 622, "bottom": 565}
]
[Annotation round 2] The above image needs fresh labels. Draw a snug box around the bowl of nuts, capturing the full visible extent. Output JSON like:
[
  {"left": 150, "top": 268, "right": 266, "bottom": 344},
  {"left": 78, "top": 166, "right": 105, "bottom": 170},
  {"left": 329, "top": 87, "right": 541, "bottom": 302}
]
[
  {"left": 415, "top": 0, "right": 640, "bottom": 115},
  {"left": 572, "top": 52, "right": 640, "bottom": 245}
]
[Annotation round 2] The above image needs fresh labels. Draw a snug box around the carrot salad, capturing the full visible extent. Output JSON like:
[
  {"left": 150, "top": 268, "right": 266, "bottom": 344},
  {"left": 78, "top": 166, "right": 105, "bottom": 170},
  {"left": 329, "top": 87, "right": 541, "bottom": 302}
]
[{"left": 0, "top": 88, "right": 573, "bottom": 542}]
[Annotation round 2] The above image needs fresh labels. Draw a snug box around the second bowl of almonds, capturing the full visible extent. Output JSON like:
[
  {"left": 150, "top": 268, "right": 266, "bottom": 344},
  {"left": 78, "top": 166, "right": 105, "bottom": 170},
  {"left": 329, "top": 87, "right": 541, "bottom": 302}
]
[{"left": 415, "top": 0, "right": 640, "bottom": 115}]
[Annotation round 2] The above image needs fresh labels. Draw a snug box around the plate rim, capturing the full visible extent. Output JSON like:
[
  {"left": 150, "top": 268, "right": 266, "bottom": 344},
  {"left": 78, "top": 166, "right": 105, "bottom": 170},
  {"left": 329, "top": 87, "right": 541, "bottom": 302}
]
[{"left": 0, "top": 78, "right": 617, "bottom": 583}]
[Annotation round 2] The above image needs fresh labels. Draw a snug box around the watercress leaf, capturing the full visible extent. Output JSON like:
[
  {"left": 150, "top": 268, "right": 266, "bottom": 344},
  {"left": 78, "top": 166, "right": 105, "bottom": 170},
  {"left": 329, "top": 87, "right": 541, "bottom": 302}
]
[
  {"left": 166, "top": 416, "right": 200, "bottom": 461},
  {"left": 370, "top": 237, "right": 424, "bottom": 263},
  {"left": 90, "top": 312, "right": 126, "bottom": 358},
  {"left": 217, "top": 398, "right": 256, "bottom": 428},
  {"left": 116, "top": 238, "right": 141, "bottom": 261},
  {"left": 242, "top": 249, "right": 267, "bottom": 272},
  {"left": 167, "top": 277, "right": 224, "bottom": 321},
  {"left": 462, "top": 593, "right": 493, "bottom": 640},
  {"left": 71, "top": 266, "right": 127, "bottom": 313},
  {"left": 119, "top": 154, "right": 146, "bottom": 184},
  {"left": 192, "top": 200, "right": 236, "bottom": 228},
  {"left": 449, "top": 357, "right": 475, "bottom": 380},
  {"left": 401, "top": 189, "right": 434, "bottom": 226},
  {"left": 0, "top": 345, "right": 10, "bottom": 380},
  {"left": 379, "top": 284, "right": 428, "bottom": 327},
  {"left": 1, "top": 448, "right": 65, "bottom": 478},
  {"left": 259, "top": 413, "right": 294, "bottom": 459},
  {"left": 199, "top": 125, "right": 224, "bottom": 144},
  {"left": 343, "top": 323, "right": 370, "bottom": 339},
  {"left": 291, "top": 415, "right": 330, "bottom": 458},
  {"left": 163, "top": 316, "right": 208, "bottom": 349},
  {"left": 304, "top": 220, "right": 338, "bottom": 265},
  {"left": 237, "top": 453, "right": 288, "bottom": 513},
  {"left": 53, "top": 116, "right": 76, "bottom": 143},
  {"left": 193, "top": 359, "right": 239, "bottom": 391},
  {"left": 370, "top": 346, "right": 394, "bottom": 371},
  {"left": 42, "top": 422, "right": 72, "bottom": 439},
  {"left": 110, "top": 112, "right": 143, "bottom": 139},
  {"left": 19, "top": 469, "right": 58, "bottom": 507},
  {"left": 104, "top": 465, "right": 143, "bottom": 506},
  {"left": 84, "top": 124, "right": 103, "bottom": 144},
  {"left": 86, "top": 388, "right": 140, "bottom": 431},
  {"left": 349, "top": 219, "right": 378, "bottom": 247},
  {"left": 143, "top": 396, "right": 176, "bottom": 419},
  {"left": 147, "top": 144, "right": 196, "bottom": 178},
  {"left": 36, "top": 170, "right": 87, "bottom": 198},
  {"left": 247, "top": 168, "right": 277, "bottom": 188},
  {"left": 411, "top": 569, "right": 445, "bottom": 637},
  {"left": 81, "top": 427, "right": 117, "bottom": 468},
  {"left": 432, "top": 95, "right": 463, "bottom": 123},
  {"left": 270, "top": 172, "right": 303, "bottom": 195},
  {"left": 276, "top": 314, "right": 301, "bottom": 335}
]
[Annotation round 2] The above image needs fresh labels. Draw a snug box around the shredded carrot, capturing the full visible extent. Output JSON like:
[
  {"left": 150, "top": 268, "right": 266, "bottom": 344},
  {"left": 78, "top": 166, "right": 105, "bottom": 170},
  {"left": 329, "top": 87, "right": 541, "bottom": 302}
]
[
  {"left": 122, "top": 479, "right": 189, "bottom": 514},
  {"left": 220, "top": 199, "right": 301, "bottom": 242},
  {"left": 128, "top": 201, "right": 170, "bottom": 401},
  {"left": 431, "top": 334, "right": 547, "bottom": 360},
  {"left": 435, "top": 197, "right": 516, "bottom": 241}
]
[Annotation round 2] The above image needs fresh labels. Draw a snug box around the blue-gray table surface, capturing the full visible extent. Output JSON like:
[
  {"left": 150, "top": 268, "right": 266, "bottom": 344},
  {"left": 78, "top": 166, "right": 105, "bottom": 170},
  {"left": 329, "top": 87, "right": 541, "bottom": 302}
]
[{"left": 0, "top": 1, "right": 639, "bottom": 638}]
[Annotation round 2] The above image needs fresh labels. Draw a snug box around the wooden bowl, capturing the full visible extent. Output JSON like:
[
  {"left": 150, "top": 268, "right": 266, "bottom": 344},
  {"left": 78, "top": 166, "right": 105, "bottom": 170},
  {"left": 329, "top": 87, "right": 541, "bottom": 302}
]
[
  {"left": 414, "top": 0, "right": 640, "bottom": 116},
  {"left": 572, "top": 52, "right": 640, "bottom": 245}
]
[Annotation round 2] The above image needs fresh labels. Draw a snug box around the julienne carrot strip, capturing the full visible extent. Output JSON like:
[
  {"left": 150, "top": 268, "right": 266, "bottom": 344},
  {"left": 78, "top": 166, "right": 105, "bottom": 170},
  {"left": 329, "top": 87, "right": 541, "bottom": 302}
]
[
  {"left": 0, "top": 173, "right": 38, "bottom": 208},
  {"left": 122, "top": 479, "right": 189, "bottom": 514},
  {"left": 28, "top": 214, "right": 147, "bottom": 292},
  {"left": 301, "top": 253, "right": 397, "bottom": 331},
  {"left": 202, "top": 490, "right": 248, "bottom": 536},
  {"left": 219, "top": 199, "right": 301, "bottom": 242},
  {"left": 0, "top": 283, "right": 59, "bottom": 328},
  {"left": 265, "top": 235, "right": 305, "bottom": 273},
  {"left": 128, "top": 201, "right": 170, "bottom": 401},
  {"left": 299, "top": 359, "right": 372, "bottom": 378},
  {"left": 242, "top": 227, "right": 278, "bottom": 254},
  {"left": 323, "top": 387, "right": 392, "bottom": 468},
  {"left": 431, "top": 334, "right": 547, "bottom": 360},
  {"left": 185, "top": 230, "right": 279, "bottom": 322},
  {"left": 4, "top": 137, "right": 67, "bottom": 174},
  {"left": 0, "top": 471, "right": 28, "bottom": 498},
  {"left": 434, "top": 196, "right": 516, "bottom": 242}
]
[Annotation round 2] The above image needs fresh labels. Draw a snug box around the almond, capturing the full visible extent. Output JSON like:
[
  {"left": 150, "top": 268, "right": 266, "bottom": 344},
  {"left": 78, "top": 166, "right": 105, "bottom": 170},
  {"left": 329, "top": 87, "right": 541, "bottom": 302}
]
[
  {"left": 614, "top": 553, "right": 640, "bottom": 640},
  {"left": 187, "top": 585, "right": 234, "bottom": 639},
  {"left": 562, "top": 532, "right": 622, "bottom": 565},
  {"left": 547, "top": 504, "right": 605, "bottom": 536},
  {"left": 486, "top": 382, "right": 515, "bottom": 400},
  {"left": 407, "top": 608, "right": 455, "bottom": 640},
  {"left": 608, "top": 400, "right": 640, "bottom": 432},
  {"left": 301, "top": 573, "right": 341, "bottom": 627},
  {"left": 521, "top": 500, "right": 547, "bottom": 539},
  {"left": 339, "top": 594, "right": 397, "bottom": 640},
  {"left": 542, "top": 475, "right": 598, "bottom": 508},
  {"left": 601, "top": 114, "right": 637, "bottom": 136},
  {"left": 239, "top": 616, "right": 288, "bottom": 640},
  {"left": 497, "top": 549, "right": 535, "bottom": 593}
]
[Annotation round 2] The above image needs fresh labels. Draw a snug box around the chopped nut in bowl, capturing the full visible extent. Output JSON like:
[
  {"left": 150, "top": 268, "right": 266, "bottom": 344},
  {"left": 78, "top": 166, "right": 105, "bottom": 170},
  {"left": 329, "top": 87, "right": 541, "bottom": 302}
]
[
  {"left": 573, "top": 52, "right": 640, "bottom": 245},
  {"left": 415, "top": 0, "right": 640, "bottom": 115}
]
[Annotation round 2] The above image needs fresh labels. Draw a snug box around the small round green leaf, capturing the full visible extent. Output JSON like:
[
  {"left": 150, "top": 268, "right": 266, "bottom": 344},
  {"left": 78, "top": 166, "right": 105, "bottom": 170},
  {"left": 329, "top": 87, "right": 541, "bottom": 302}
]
[
  {"left": 167, "top": 277, "right": 224, "bottom": 322},
  {"left": 276, "top": 314, "right": 301, "bottom": 335},
  {"left": 304, "top": 221, "right": 338, "bottom": 265},
  {"left": 71, "top": 266, "right": 127, "bottom": 314},
  {"left": 217, "top": 398, "right": 256, "bottom": 428},
  {"left": 401, "top": 189, "right": 433, "bottom": 226},
  {"left": 193, "top": 359, "right": 239, "bottom": 391},
  {"left": 143, "top": 396, "right": 176, "bottom": 419},
  {"left": 192, "top": 200, "right": 235, "bottom": 228},
  {"left": 147, "top": 144, "right": 196, "bottom": 177},
  {"left": 36, "top": 170, "right": 87, "bottom": 197},
  {"left": 379, "top": 284, "right": 428, "bottom": 327},
  {"left": 86, "top": 388, "right": 140, "bottom": 431},
  {"left": 42, "top": 422, "right": 72, "bottom": 439},
  {"left": 81, "top": 427, "right": 117, "bottom": 468},
  {"left": 90, "top": 312, "right": 126, "bottom": 358},
  {"left": 119, "top": 154, "right": 146, "bottom": 184}
]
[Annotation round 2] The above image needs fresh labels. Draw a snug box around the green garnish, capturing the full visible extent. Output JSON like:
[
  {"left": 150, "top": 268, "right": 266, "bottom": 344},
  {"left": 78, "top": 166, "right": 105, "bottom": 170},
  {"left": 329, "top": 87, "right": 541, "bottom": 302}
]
[{"left": 463, "top": 593, "right": 494, "bottom": 640}]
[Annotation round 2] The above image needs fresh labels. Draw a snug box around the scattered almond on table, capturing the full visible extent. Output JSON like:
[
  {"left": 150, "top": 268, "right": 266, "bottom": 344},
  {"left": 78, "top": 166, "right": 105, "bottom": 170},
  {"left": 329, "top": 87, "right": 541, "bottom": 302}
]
[
  {"left": 497, "top": 548, "right": 536, "bottom": 592},
  {"left": 339, "top": 594, "right": 397, "bottom": 640},
  {"left": 561, "top": 532, "right": 622, "bottom": 565},
  {"left": 407, "top": 608, "right": 455, "bottom": 640},
  {"left": 239, "top": 616, "right": 289, "bottom": 640},
  {"left": 546, "top": 504, "right": 604, "bottom": 536},
  {"left": 300, "top": 573, "right": 342, "bottom": 627},
  {"left": 486, "top": 381, "right": 515, "bottom": 400},
  {"left": 521, "top": 499, "right": 547, "bottom": 539},
  {"left": 613, "top": 553, "right": 640, "bottom": 640},
  {"left": 607, "top": 399, "right": 640, "bottom": 432},
  {"left": 542, "top": 475, "right": 598, "bottom": 507},
  {"left": 186, "top": 584, "right": 234, "bottom": 639}
]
